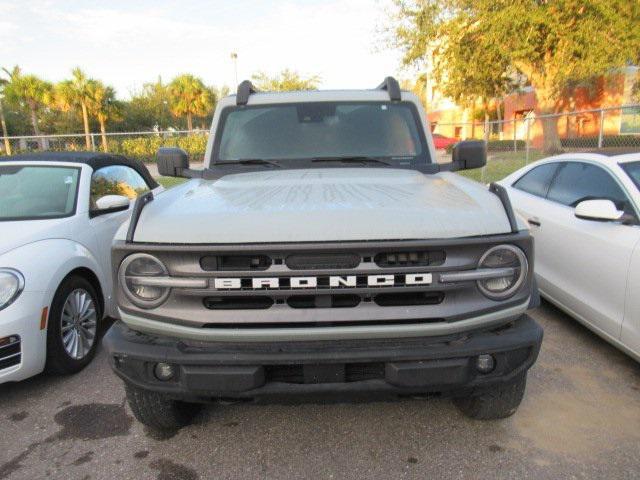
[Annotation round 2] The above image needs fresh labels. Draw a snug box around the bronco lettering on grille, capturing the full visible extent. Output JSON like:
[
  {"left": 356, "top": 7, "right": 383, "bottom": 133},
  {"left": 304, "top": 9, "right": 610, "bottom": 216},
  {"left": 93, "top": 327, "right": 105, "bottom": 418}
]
[{"left": 212, "top": 274, "right": 433, "bottom": 290}]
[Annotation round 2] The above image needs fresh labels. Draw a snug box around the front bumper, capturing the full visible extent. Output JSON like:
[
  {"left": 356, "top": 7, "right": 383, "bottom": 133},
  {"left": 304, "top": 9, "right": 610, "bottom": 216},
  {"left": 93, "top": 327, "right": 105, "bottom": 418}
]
[
  {"left": 104, "top": 314, "right": 543, "bottom": 401},
  {"left": 0, "top": 292, "right": 48, "bottom": 384}
]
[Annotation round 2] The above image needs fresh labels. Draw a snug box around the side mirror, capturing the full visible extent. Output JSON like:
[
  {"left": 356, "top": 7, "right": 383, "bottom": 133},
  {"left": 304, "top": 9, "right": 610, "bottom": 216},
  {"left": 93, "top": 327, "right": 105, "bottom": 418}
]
[
  {"left": 575, "top": 199, "right": 624, "bottom": 222},
  {"left": 157, "top": 147, "right": 189, "bottom": 177},
  {"left": 91, "top": 194, "right": 130, "bottom": 217},
  {"left": 450, "top": 140, "right": 487, "bottom": 171}
]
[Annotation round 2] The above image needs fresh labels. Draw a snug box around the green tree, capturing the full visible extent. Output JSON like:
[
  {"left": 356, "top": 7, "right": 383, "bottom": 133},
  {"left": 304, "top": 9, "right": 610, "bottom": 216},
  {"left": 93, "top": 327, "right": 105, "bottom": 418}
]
[
  {"left": 167, "top": 74, "right": 213, "bottom": 131},
  {"left": 389, "top": 0, "right": 640, "bottom": 153},
  {"left": 2, "top": 66, "right": 53, "bottom": 143},
  {"left": 87, "top": 81, "right": 122, "bottom": 152},
  {"left": 54, "top": 68, "right": 96, "bottom": 149},
  {"left": 251, "top": 69, "right": 320, "bottom": 91},
  {"left": 0, "top": 75, "right": 11, "bottom": 154}
]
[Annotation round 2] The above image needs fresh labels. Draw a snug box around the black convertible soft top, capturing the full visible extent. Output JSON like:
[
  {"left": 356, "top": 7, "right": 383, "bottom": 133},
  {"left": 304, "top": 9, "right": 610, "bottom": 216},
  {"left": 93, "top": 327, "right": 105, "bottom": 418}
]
[{"left": 0, "top": 151, "right": 158, "bottom": 188}]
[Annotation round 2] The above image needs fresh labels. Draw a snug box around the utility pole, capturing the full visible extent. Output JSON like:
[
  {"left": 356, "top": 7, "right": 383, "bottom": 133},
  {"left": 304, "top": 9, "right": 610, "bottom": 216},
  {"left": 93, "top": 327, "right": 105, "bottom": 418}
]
[{"left": 230, "top": 52, "right": 238, "bottom": 86}]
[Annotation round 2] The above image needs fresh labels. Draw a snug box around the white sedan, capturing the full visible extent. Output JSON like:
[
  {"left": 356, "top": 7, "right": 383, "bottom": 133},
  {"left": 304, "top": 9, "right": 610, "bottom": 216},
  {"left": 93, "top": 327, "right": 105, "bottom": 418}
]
[
  {"left": 0, "top": 152, "right": 160, "bottom": 383},
  {"left": 498, "top": 152, "right": 640, "bottom": 361}
]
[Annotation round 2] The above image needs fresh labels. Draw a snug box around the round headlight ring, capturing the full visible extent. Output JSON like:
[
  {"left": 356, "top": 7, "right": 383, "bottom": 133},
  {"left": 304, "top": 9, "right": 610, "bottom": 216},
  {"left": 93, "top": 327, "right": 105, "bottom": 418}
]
[
  {"left": 119, "top": 253, "right": 170, "bottom": 309},
  {"left": 0, "top": 268, "right": 25, "bottom": 311},
  {"left": 477, "top": 245, "right": 528, "bottom": 300}
]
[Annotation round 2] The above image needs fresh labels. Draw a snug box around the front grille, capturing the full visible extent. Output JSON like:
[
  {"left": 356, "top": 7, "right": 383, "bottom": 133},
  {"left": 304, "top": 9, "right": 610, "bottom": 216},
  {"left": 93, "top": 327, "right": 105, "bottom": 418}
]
[
  {"left": 375, "top": 250, "right": 445, "bottom": 267},
  {"left": 285, "top": 253, "right": 360, "bottom": 270},
  {"left": 200, "top": 255, "right": 272, "bottom": 271},
  {"left": 265, "top": 362, "right": 385, "bottom": 384},
  {"left": 0, "top": 335, "right": 21, "bottom": 371},
  {"left": 204, "top": 296, "right": 274, "bottom": 310}
]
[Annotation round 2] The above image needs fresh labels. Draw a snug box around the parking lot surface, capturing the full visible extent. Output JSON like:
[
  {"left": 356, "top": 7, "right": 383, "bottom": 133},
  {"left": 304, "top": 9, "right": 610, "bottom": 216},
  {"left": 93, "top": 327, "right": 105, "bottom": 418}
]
[{"left": 1, "top": 301, "right": 639, "bottom": 480}]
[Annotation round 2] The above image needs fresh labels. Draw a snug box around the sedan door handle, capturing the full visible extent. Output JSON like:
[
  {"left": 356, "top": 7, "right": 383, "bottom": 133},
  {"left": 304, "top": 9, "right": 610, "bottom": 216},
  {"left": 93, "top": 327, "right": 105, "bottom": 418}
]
[{"left": 527, "top": 217, "right": 541, "bottom": 227}]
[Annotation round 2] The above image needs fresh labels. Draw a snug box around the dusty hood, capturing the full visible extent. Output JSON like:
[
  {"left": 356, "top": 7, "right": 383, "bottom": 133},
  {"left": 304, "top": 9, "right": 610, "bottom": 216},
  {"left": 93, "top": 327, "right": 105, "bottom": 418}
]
[{"left": 133, "top": 168, "right": 512, "bottom": 244}]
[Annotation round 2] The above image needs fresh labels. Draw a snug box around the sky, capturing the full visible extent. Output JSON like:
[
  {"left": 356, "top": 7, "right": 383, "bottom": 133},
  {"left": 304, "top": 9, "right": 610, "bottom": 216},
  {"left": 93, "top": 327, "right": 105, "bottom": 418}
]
[{"left": 0, "top": 0, "right": 404, "bottom": 98}]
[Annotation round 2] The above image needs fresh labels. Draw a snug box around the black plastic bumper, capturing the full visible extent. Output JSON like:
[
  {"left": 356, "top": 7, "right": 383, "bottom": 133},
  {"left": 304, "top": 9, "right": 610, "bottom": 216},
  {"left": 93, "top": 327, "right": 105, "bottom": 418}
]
[{"left": 103, "top": 315, "right": 543, "bottom": 402}]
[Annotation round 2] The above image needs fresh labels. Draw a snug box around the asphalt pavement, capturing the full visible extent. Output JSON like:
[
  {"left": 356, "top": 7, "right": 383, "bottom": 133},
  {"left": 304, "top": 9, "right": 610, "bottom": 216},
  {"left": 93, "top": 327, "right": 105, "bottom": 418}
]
[{"left": 1, "top": 300, "right": 639, "bottom": 480}]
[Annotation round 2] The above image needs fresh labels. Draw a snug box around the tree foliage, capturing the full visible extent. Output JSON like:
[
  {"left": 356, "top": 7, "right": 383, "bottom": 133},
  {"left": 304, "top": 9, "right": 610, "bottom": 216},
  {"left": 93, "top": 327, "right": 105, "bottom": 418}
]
[
  {"left": 2, "top": 66, "right": 53, "bottom": 138},
  {"left": 167, "top": 74, "right": 214, "bottom": 131},
  {"left": 389, "top": 0, "right": 640, "bottom": 152},
  {"left": 251, "top": 69, "right": 320, "bottom": 91}
]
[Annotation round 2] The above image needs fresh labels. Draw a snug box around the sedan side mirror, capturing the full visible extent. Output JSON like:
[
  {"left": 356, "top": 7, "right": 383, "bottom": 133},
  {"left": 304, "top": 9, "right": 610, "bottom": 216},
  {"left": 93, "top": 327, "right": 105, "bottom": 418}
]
[
  {"left": 157, "top": 147, "right": 189, "bottom": 177},
  {"left": 575, "top": 199, "right": 624, "bottom": 222},
  {"left": 91, "top": 194, "right": 130, "bottom": 217},
  {"left": 449, "top": 140, "right": 487, "bottom": 171}
]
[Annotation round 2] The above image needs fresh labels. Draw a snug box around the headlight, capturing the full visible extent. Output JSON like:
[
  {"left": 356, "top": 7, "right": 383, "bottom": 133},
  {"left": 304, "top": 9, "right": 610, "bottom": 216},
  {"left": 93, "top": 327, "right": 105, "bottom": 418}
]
[
  {"left": 477, "top": 245, "right": 528, "bottom": 300},
  {"left": 119, "top": 254, "right": 170, "bottom": 308},
  {"left": 0, "top": 268, "right": 25, "bottom": 311}
]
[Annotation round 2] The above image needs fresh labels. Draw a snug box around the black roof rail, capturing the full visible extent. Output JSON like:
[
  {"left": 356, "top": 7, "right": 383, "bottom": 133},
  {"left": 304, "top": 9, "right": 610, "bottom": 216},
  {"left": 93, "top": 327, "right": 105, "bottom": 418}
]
[
  {"left": 236, "top": 80, "right": 259, "bottom": 106},
  {"left": 376, "top": 76, "right": 402, "bottom": 101}
]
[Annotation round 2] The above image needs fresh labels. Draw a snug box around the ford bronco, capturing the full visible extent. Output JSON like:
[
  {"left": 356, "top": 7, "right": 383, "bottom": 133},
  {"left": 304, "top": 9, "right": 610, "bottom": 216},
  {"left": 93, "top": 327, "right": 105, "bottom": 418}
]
[{"left": 104, "top": 77, "right": 542, "bottom": 430}]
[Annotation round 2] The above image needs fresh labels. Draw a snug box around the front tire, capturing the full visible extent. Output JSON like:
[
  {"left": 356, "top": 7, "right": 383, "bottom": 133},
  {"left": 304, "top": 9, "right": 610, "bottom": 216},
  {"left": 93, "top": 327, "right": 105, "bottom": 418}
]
[
  {"left": 125, "top": 383, "right": 201, "bottom": 431},
  {"left": 45, "top": 275, "right": 101, "bottom": 374},
  {"left": 453, "top": 373, "right": 527, "bottom": 420}
]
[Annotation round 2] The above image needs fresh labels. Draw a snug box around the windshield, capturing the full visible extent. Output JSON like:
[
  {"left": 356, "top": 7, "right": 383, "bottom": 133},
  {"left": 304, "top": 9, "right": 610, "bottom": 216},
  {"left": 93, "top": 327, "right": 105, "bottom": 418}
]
[
  {"left": 622, "top": 161, "right": 640, "bottom": 191},
  {"left": 0, "top": 165, "right": 80, "bottom": 221},
  {"left": 214, "top": 101, "right": 430, "bottom": 164}
]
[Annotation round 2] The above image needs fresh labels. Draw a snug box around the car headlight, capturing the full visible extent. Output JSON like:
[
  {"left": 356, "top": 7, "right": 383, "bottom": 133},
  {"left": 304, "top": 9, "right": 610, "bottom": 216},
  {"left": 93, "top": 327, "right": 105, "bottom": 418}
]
[
  {"left": 119, "top": 254, "right": 170, "bottom": 309},
  {"left": 0, "top": 268, "right": 25, "bottom": 311},
  {"left": 477, "top": 245, "right": 528, "bottom": 300}
]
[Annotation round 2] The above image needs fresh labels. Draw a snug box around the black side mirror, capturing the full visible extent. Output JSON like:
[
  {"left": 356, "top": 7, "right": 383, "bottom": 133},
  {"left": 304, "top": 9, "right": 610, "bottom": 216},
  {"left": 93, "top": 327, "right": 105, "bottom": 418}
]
[
  {"left": 450, "top": 140, "right": 487, "bottom": 171},
  {"left": 157, "top": 147, "right": 189, "bottom": 177}
]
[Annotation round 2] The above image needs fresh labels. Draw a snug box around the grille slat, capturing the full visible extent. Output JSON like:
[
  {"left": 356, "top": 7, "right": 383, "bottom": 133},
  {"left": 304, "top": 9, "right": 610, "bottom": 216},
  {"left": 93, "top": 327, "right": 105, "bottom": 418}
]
[{"left": 0, "top": 336, "right": 21, "bottom": 371}]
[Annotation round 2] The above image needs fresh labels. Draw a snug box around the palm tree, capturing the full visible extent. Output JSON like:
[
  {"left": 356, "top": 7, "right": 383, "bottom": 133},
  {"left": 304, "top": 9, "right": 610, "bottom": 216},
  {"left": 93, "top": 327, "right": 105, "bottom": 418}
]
[
  {"left": 54, "top": 68, "right": 95, "bottom": 149},
  {"left": 87, "top": 81, "right": 121, "bottom": 152},
  {"left": 2, "top": 66, "right": 52, "bottom": 147},
  {"left": 167, "top": 74, "right": 213, "bottom": 131},
  {"left": 0, "top": 75, "right": 11, "bottom": 155}
]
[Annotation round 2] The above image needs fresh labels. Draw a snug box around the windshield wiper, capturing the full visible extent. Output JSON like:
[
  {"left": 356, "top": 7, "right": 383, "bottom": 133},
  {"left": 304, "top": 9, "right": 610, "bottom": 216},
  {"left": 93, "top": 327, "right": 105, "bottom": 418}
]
[
  {"left": 311, "top": 156, "right": 392, "bottom": 166},
  {"left": 215, "top": 159, "right": 281, "bottom": 167}
]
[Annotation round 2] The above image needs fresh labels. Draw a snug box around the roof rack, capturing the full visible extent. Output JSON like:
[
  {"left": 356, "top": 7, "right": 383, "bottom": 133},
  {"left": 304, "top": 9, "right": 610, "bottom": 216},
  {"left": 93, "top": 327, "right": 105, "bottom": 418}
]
[
  {"left": 376, "top": 76, "right": 402, "bottom": 101},
  {"left": 236, "top": 80, "right": 259, "bottom": 106}
]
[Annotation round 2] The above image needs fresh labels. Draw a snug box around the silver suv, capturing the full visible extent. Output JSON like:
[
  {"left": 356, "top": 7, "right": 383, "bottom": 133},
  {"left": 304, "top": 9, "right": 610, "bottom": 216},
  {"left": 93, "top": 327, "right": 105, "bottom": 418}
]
[{"left": 104, "top": 77, "right": 542, "bottom": 431}]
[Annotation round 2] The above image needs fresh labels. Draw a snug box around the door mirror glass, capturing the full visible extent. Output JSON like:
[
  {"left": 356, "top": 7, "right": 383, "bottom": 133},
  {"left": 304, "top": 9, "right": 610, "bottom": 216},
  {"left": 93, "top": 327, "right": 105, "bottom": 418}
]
[
  {"left": 574, "top": 199, "right": 624, "bottom": 222},
  {"left": 449, "top": 140, "right": 486, "bottom": 171},
  {"left": 92, "top": 194, "right": 130, "bottom": 215},
  {"left": 157, "top": 147, "right": 189, "bottom": 177}
]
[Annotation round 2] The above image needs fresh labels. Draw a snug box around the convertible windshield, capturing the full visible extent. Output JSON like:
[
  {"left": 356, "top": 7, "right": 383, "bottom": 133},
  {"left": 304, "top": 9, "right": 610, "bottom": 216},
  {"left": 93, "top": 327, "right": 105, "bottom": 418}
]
[
  {"left": 0, "top": 165, "right": 80, "bottom": 221},
  {"left": 622, "top": 161, "right": 640, "bottom": 191},
  {"left": 215, "top": 102, "right": 430, "bottom": 164}
]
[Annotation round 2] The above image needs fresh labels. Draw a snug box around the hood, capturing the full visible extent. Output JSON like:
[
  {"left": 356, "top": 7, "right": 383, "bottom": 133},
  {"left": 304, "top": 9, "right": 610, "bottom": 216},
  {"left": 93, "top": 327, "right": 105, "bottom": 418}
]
[
  {"left": 133, "top": 168, "right": 512, "bottom": 244},
  {"left": 0, "top": 218, "right": 74, "bottom": 256}
]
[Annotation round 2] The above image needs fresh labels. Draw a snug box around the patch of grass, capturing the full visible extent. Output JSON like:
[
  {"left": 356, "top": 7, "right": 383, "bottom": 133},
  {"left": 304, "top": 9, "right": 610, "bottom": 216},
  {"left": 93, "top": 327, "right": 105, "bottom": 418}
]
[
  {"left": 459, "top": 150, "right": 546, "bottom": 184},
  {"left": 157, "top": 176, "right": 188, "bottom": 189}
]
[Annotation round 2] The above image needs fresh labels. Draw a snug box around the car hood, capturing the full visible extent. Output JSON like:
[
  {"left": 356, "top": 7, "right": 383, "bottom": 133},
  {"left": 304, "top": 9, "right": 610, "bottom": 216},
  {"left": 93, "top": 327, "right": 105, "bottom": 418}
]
[
  {"left": 132, "top": 168, "right": 513, "bottom": 244},
  {"left": 0, "top": 218, "right": 74, "bottom": 256}
]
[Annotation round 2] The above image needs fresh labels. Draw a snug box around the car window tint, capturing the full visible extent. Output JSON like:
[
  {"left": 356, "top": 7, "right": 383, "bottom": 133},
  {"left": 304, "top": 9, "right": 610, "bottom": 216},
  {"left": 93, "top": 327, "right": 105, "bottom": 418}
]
[
  {"left": 513, "top": 163, "right": 559, "bottom": 197},
  {"left": 547, "top": 162, "right": 628, "bottom": 208},
  {"left": 90, "top": 165, "right": 150, "bottom": 208}
]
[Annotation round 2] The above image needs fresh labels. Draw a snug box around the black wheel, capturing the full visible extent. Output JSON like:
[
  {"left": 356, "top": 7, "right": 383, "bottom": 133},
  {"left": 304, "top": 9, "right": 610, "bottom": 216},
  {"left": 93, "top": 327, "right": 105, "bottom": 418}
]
[
  {"left": 46, "top": 275, "right": 101, "bottom": 374},
  {"left": 125, "top": 383, "right": 201, "bottom": 431},
  {"left": 453, "top": 373, "right": 527, "bottom": 420}
]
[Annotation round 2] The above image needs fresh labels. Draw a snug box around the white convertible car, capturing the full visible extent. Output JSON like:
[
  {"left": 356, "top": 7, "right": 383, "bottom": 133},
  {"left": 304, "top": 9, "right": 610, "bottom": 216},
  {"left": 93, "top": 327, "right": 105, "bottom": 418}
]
[
  {"left": 0, "top": 152, "right": 160, "bottom": 384},
  {"left": 498, "top": 151, "right": 640, "bottom": 361}
]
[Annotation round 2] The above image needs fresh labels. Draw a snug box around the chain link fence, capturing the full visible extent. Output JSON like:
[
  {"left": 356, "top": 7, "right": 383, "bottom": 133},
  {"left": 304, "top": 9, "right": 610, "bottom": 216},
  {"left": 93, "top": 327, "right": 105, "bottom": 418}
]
[
  {"left": 432, "top": 104, "right": 640, "bottom": 183},
  {"left": 0, "top": 129, "right": 209, "bottom": 164}
]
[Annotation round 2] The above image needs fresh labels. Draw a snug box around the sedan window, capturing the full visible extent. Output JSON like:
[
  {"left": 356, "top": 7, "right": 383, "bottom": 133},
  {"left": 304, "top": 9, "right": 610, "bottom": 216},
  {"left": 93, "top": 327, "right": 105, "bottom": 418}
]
[
  {"left": 621, "top": 161, "right": 640, "bottom": 191},
  {"left": 547, "top": 162, "right": 629, "bottom": 209},
  {"left": 513, "top": 163, "right": 559, "bottom": 198}
]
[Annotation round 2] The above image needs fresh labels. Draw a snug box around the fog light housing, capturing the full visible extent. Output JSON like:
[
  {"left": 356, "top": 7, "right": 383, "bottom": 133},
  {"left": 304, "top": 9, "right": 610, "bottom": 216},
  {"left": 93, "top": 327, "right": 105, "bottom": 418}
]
[
  {"left": 154, "top": 362, "right": 175, "bottom": 381},
  {"left": 476, "top": 354, "right": 495, "bottom": 374}
]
